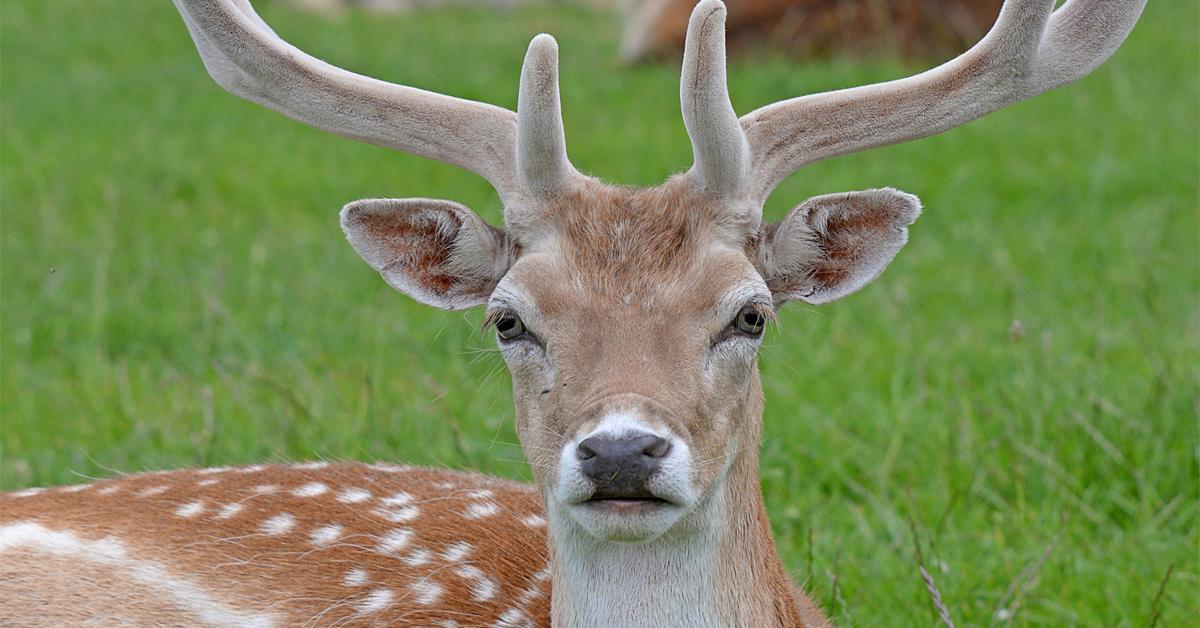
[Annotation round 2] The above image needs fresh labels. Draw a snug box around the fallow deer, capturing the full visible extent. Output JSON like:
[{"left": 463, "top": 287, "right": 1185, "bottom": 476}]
[{"left": 1, "top": 0, "right": 1144, "bottom": 625}]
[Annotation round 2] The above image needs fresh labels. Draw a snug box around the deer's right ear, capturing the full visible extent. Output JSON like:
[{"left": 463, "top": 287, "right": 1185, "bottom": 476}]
[{"left": 340, "top": 198, "right": 518, "bottom": 310}]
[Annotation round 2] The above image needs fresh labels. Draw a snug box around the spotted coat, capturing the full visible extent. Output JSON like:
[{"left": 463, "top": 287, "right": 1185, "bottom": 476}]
[{"left": 1, "top": 463, "right": 551, "bottom": 627}]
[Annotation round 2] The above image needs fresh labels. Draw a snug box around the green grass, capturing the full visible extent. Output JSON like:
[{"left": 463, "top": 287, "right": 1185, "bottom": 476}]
[{"left": 2, "top": 0, "right": 1196, "bottom": 624}]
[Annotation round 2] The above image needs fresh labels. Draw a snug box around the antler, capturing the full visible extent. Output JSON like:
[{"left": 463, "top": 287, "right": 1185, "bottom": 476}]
[
  {"left": 680, "top": 1, "right": 748, "bottom": 199},
  {"left": 681, "top": 0, "right": 1146, "bottom": 205},
  {"left": 172, "top": 0, "right": 578, "bottom": 209},
  {"left": 517, "top": 35, "right": 576, "bottom": 201}
]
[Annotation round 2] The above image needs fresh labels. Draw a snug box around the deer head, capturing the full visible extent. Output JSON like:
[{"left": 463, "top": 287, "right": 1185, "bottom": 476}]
[{"left": 173, "top": 0, "right": 1143, "bottom": 620}]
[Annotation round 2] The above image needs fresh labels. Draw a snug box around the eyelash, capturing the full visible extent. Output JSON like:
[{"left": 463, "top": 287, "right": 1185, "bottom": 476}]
[
  {"left": 484, "top": 309, "right": 538, "bottom": 345},
  {"left": 713, "top": 303, "right": 774, "bottom": 345}
]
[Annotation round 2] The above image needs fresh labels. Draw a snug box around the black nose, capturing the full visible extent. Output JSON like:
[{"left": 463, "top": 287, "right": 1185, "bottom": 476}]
[{"left": 576, "top": 434, "right": 672, "bottom": 498}]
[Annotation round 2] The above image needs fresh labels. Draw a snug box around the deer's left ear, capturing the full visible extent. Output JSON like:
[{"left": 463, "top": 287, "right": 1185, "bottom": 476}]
[
  {"left": 754, "top": 188, "right": 921, "bottom": 306},
  {"left": 341, "top": 198, "right": 517, "bottom": 310}
]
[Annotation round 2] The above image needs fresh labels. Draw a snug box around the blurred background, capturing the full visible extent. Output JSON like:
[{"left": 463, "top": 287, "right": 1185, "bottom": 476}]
[
  {"left": 2, "top": 0, "right": 1196, "bottom": 624},
  {"left": 292, "top": 0, "right": 1006, "bottom": 61}
]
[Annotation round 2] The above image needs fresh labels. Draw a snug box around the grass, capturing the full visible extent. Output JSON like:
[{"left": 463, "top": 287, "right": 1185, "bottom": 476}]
[{"left": 2, "top": 0, "right": 1196, "bottom": 624}]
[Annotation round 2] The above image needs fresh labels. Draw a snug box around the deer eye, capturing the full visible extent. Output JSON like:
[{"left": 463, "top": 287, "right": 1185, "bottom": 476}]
[
  {"left": 494, "top": 315, "right": 526, "bottom": 341},
  {"left": 733, "top": 306, "right": 766, "bottom": 337}
]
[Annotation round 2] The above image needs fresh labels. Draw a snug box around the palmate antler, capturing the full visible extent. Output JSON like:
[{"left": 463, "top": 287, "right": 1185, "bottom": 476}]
[{"left": 175, "top": 0, "right": 1145, "bottom": 234}]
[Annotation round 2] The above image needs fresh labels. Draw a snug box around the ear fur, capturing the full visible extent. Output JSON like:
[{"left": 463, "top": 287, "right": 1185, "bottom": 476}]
[
  {"left": 755, "top": 188, "right": 921, "bottom": 306},
  {"left": 340, "top": 198, "right": 517, "bottom": 310}
]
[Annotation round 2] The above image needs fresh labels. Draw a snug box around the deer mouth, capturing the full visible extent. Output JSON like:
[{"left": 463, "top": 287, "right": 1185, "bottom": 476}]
[
  {"left": 587, "top": 496, "right": 671, "bottom": 511},
  {"left": 563, "top": 482, "right": 689, "bottom": 541},
  {"left": 583, "top": 487, "right": 675, "bottom": 512}
]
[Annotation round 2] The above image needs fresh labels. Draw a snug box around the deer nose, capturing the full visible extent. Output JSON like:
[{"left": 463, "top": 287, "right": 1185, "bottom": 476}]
[{"left": 576, "top": 434, "right": 672, "bottom": 498}]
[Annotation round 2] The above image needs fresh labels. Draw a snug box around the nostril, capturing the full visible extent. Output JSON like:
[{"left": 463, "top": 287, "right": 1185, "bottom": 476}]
[
  {"left": 576, "top": 440, "right": 597, "bottom": 461},
  {"left": 642, "top": 436, "right": 671, "bottom": 459}
]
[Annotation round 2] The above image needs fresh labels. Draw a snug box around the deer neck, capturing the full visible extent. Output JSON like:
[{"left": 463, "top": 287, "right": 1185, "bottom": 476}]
[{"left": 545, "top": 386, "right": 806, "bottom": 628}]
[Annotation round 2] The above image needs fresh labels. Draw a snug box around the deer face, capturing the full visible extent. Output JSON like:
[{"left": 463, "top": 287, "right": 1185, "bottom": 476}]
[
  {"left": 341, "top": 179, "right": 920, "bottom": 542},
  {"left": 489, "top": 184, "right": 770, "bottom": 541},
  {"left": 494, "top": 249, "right": 767, "bottom": 542}
]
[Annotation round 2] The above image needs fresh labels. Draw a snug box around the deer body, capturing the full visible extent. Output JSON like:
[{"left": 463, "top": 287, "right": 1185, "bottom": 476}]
[
  {"left": 1, "top": 464, "right": 552, "bottom": 626},
  {"left": 0, "top": 456, "right": 817, "bottom": 626},
  {"left": 2, "top": 0, "right": 1144, "bottom": 625}
]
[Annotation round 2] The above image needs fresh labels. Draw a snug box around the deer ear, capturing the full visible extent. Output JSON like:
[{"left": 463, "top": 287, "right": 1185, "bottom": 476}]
[
  {"left": 340, "top": 198, "right": 517, "bottom": 310},
  {"left": 755, "top": 188, "right": 921, "bottom": 306}
]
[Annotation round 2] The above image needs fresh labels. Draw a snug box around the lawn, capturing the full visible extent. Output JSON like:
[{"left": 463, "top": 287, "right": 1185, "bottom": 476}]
[{"left": 2, "top": 0, "right": 1196, "bottom": 624}]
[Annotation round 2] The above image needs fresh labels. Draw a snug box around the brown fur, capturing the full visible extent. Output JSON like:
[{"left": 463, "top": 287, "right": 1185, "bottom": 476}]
[
  {"left": 1, "top": 552, "right": 220, "bottom": 626},
  {"left": 2, "top": 464, "right": 551, "bottom": 626},
  {"left": 537, "top": 178, "right": 742, "bottom": 293}
]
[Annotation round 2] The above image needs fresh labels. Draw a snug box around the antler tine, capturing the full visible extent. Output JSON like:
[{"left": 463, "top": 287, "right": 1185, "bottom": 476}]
[
  {"left": 172, "top": 0, "right": 523, "bottom": 204},
  {"left": 1032, "top": 0, "right": 1147, "bottom": 86},
  {"left": 516, "top": 34, "right": 577, "bottom": 205},
  {"left": 680, "top": 0, "right": 749, "bottom": 200},
  {"left": 739, "top": 0, "right": 1147, "bottom": 202}
]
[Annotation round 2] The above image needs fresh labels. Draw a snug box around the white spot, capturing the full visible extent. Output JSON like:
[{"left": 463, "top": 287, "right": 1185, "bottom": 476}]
[
  {"left": 196, "top": 478, "right": 220, "bottom": 487},
  {"left": 343, "top": 568, "right": 369, "bottom": 587},
  {"left": 250, "top": 484, "right": 277, "bottom": 495},
  {"left": 466, "top": 489, "right": 494, "bottom": 499},
  {"left": 533, "top": 566, "right": 551, "bottom": 581},
  {"left": 495, "top": 609, "right": 532, "bottom": 627},
  {"left": 236, "top": 465, "right": 265, "bottom": 474},
  {"left": 373, "top": 505, "right": 421, "bottom": 523},
  {"left": 292, "top": 482, "right": 328, "bottom": 498},
  {"left": 472, "top": 576, "right": 499, "bottom": 602},
  {"left": 10, "top": 488, "right": 44, "bottom": 498},
  {"left": 97, "top": 485, "right": 120, "bottom": 496},
  {"left": 377, "top": 528, "right": 413, "bottom": 554},
  {"left": 369, "top": 463, "right": 410, "bottom": 473},
  {"left": 337, "top": 487, "right": 372, "bottom": 504},
  {"left": 410, "top": 579, "right": 443, "bottom": 605},
  {"left": 0, "top": 522, "right": 277, "bottom": 627},
  {"left": 260, "top": 513, "right": 295, "bottom": 536},
  {"left": 517, "top": 583, "right": 544, "bottom": 605},
  {"left": 441, "top": 541, "right": 473, "bottom": 562},
  {"left": 454, "top": 565, "right": 498, "bottom": 601},
  {"left": 294, "top": 461, "right": 329, "bottom": 470},
  {"left": 521, "top": 514, "right": 546, "bottom": 528},
  {"left": 198, "top": 466, "right": 231, "bottom": 475},
  {"left": 380, "top": 492, "right": 413, "bottom": 506},
  {"left": 136, "top": 485, "right": 169, "bottom": 498},
  {"left": 401, "top": 547, "right": 432, "bottom": 566},
  {"left": 309, "top": 524, "right": 343, "bottom": 547},
  {"left": 356, "top": 588, "right": 394, "bottom": 614},
  {"left": 175, "top": 501, "right": 205, "bottom": 518},
  {"left": 464, "top": 501, "right": 498, "bottom": 519},
  {"left": 216, "top": 503, "right": 244, "bottom": 519},
  {"left": 435, "top": 481, "right": 456, "bottom": 490},
  {"left": 60, "top": 483, "right": 91, "bottom": 493}
]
